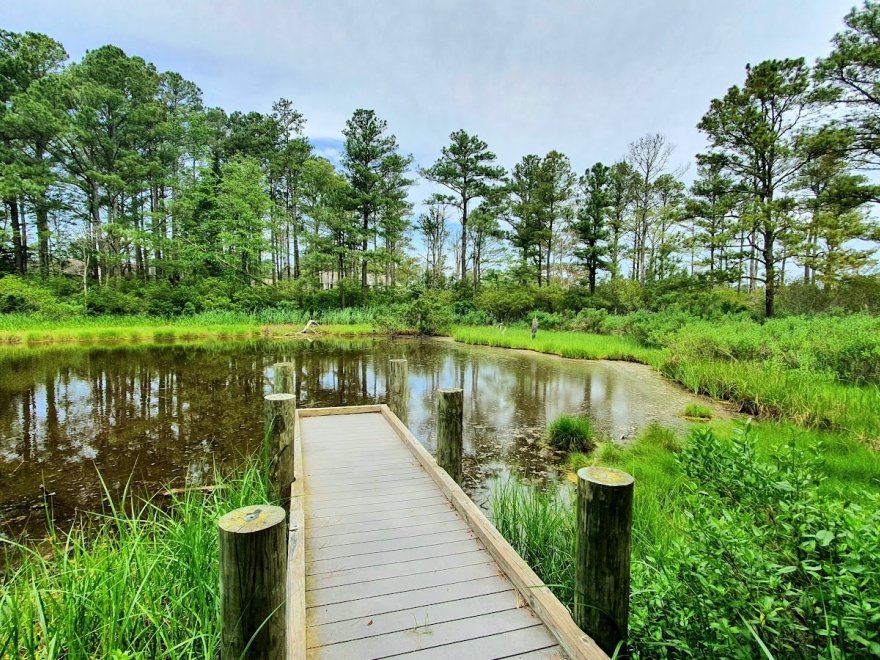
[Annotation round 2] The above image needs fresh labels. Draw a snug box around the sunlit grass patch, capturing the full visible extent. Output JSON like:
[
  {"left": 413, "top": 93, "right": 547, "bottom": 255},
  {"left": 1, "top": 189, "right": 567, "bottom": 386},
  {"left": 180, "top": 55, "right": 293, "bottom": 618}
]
[{"left": 683, "top": 402, "right": 713, "bottom": 419}]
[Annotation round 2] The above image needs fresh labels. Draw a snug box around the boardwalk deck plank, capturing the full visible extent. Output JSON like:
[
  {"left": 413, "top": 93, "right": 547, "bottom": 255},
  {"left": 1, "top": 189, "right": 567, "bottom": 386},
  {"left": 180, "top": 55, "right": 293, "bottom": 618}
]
[
  {"left": 297, "top": 409, "right": 602, "bottom": 660},
  {"left": 308, "top": 609, "right": 547, "bottom": 659}
]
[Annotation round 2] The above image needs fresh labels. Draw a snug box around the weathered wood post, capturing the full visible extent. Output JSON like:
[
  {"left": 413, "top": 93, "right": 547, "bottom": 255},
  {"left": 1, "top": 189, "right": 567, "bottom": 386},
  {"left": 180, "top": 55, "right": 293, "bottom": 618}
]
[
  {"left": 273, "top": 361, "right": 296, "bottom": 394},
  {"left": 436, "top": 387, "right": 464, "bottom": 484},
  {"left": 219, "top": 504, "right": 287, "bottom": 659},
  {"left": 387, "top": 358, "right": 409, "bottom": 424},
  {"left": 264, "top": 393, "right": 296, "bottom": 502},
  {"left": 575, "top": 466, "right": 634, "bottom": 656}
]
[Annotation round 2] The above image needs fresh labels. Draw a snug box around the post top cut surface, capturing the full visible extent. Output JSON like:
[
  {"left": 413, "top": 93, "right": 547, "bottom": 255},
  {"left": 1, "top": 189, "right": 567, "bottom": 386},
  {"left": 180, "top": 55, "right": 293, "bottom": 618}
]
[
  {"left": 273, "top": 361, "right": 296, "bottom": 368},
  {"left": 389, "top": 358, "right": 408, "bottom": 363},
  {"left": 577, "top": 466, "right": 634, "bottom": 487},
  {"left": 265, "top": 392, "right": 296, "bottom": 402},
  {"left": 438, "top": 387, "right": 463, "bottom": 394},
  {"left": 219, "top": 504, "right": 285, "bottom": 533}
]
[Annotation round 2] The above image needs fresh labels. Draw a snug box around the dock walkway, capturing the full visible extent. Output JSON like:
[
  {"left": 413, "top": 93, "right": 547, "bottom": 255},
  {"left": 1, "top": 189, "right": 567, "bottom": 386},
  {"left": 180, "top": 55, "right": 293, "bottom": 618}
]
[{"left": 287, "top": 405, "right": 605, "bottom": 660}]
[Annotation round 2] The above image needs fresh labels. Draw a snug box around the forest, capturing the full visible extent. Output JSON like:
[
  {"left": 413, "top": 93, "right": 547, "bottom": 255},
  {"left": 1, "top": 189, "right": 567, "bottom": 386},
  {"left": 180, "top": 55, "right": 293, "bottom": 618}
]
[
  {"left": 3, "top": 3, "right": 880, "bottom": 660},
  {"left": 1, "top": 4, "right": 879, "bottom": 325}
]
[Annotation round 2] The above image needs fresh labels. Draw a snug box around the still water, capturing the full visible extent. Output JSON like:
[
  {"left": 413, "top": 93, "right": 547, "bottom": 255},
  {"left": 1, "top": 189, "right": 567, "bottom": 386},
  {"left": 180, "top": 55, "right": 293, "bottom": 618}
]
[{"left": 0, "top": 338, "right": 719, "bottom": 539}]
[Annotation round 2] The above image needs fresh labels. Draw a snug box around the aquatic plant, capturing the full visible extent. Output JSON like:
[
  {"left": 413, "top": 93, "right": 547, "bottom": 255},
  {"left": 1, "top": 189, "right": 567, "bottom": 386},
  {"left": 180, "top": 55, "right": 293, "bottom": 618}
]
[
  {"left": 547, "top": 415, "right": 595, "bottom": 452},
  {"left": 0, "top": 461, "right": 270, "bottom": 658},
  {"left": 682, "top": 402, "right": 713, "bottom": 419},
  {"left": 492, "top": 424, "right": 880, "bottom": 658}
]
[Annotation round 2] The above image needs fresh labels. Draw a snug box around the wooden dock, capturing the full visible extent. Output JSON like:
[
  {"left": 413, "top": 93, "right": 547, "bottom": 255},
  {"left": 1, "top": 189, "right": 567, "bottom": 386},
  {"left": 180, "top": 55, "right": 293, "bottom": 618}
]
[{"left": 287, "top": 405, "right": 606, "bottom": 660}]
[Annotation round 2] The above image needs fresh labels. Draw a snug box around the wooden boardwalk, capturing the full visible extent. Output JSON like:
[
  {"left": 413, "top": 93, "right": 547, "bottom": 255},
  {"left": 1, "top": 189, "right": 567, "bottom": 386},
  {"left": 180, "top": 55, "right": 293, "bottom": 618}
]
[{"left": 288, "top": 405, "right": 606, "bottom": 660}]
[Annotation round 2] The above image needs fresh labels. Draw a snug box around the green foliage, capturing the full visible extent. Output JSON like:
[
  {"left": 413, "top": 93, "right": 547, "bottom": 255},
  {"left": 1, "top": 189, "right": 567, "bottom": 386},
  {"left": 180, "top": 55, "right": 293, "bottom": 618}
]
[
  {"left": 491, "top": 480, "right": 576, "bottom": 607},
  {"left": 475, "top": 286, "right": 535, "bottom": 322},
  {"left": 452, "top": 326, "right": 657, "bottom": 363},
  {"left": 402, "top": 288, "right": 455, "bottom": 336},
  {"left": 493, "top": 424, "right": 880, "bottom": 658},
  {"left": 0, "top": 460, "right": 270, "bottom": 658},
  {"left": 546, "top": 415, "right": 595, "bottom": 452},
  {"left": 0, "top": 276, "right": 79, "bottom": 318},
  {"left": 682, "top": 403, "right": 713, "bottom": 419}
]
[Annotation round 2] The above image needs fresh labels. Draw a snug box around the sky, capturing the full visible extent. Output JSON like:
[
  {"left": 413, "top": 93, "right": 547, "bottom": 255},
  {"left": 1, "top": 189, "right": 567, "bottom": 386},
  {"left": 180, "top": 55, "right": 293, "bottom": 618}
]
[{"left": 3, "top": 0, "right": 859, "bottom": 212}]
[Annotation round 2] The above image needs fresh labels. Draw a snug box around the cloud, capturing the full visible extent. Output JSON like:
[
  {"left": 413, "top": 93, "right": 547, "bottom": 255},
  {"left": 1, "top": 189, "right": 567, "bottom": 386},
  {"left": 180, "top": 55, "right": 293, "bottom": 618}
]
[{"left": 5, "top": 0, "right": 856, "bottom": 216}]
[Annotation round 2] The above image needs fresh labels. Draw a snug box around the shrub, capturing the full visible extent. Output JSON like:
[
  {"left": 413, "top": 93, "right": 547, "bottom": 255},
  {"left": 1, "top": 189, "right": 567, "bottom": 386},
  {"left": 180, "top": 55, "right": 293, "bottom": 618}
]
[
  {"left": 590, "top": 279, "right": 644, "bottom": 313},
  {"left": 492, "top": 424, "right": 880, "bottom": 658},
  {"left": 526, "top": 310, "right": 568, "bottom": 330},
  {"left": 547, "top": 415, "right": 595, "bottom": 452},
  {"left": 402, "top": 288, "right": 455, "bottom": 335},
  {"left": 569, "top": 308, "right": 609, "bottom": 333},
  {"left": 475, "top": 286, "right": 535, "bottom": 322},
  {"left": 0, "top": 275, "right": 80, "bottom": 318},
  {"left": 84, "top": 286, "right": 143, "bottom": 315}
]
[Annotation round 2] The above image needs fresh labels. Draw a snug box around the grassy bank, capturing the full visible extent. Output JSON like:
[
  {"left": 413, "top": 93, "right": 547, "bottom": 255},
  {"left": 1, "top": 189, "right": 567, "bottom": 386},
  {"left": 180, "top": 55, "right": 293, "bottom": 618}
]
[
  {"left": 452, "top": 326, "right": 659, "bottom": 363},
  {"left": 493, "top": 422, "right": 880, "bottom": 658},
  {"left": 0, "top": 311, "right": 377, "bottom": 346},
  {"left": 452, "top": 325, "right": 880, "bottom": 439},
  {"left": 0, "top": 462, "right": 270, "bottom": 658}
]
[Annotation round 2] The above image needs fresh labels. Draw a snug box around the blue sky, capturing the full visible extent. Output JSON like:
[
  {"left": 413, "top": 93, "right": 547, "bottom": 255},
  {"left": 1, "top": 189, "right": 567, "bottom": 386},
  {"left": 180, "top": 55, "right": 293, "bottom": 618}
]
[{"left": 4, "top": 0, "right": 859, "bottom": 223}]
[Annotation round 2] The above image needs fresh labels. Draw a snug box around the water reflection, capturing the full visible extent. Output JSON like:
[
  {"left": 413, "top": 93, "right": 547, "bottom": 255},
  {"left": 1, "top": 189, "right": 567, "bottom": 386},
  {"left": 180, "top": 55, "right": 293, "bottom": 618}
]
[{"left": 0, "top": 338, "right": 718, "bottom": 538}]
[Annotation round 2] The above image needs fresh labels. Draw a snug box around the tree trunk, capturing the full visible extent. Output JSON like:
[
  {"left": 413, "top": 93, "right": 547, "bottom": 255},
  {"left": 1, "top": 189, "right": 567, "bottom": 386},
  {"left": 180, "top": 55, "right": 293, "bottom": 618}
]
[
  {"left": 361, "top": 211, "right": 369, "bottom": 289},
  {"left": 7, "top": 197, "right": 26, "bottom": 275},
  {"left": 763, "top": 227, "right": 775, "bottom": 318},
  {"left": 460, "top": 198, "right": 468, "bottom": 281},
  {"left": 18, "top": 199, "right": 28, "bottom": 274}
]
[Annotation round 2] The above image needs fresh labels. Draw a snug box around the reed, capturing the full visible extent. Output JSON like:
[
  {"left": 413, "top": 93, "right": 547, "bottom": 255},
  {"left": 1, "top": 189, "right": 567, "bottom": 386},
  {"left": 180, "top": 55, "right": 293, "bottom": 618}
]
[
  {"left": 0, "top": 460, "right": 270, "bottom": 659},
  {"left": 546, "top": 415, "right": 596, "bottom": 452}
]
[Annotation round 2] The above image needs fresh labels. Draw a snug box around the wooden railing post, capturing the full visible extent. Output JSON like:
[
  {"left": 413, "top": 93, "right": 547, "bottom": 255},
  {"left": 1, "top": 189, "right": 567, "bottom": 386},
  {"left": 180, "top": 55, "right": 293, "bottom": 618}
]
[
  {"left": 575, "top": 466, "right": 634, "bottom": 656},
  {"left": 436, "top": 387, "right": 463, "bottom": 484},
  {"left": 264, "top": 393, "right": 296, "bottom": 502},
  {"left": 387, "top": 358, "right": 409, "bottom": 424},
  {"left": 273, "top": 361, "right": 295, "bottom": 394},
  {"left": 219, "top": 504, "right": 287, "bottom": 659}
]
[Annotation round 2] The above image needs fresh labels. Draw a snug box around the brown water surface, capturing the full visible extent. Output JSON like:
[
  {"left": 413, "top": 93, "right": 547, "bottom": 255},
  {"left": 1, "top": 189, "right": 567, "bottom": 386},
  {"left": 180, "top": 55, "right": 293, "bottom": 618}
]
[{"left": 0, "top": 338, "right": 720, "bottom": 539}]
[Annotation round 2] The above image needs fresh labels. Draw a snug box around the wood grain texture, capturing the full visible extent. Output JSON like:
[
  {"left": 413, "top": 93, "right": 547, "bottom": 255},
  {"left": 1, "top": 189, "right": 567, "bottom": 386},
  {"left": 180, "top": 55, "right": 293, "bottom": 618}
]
[
  {"left": 386, "top": 358, "right": 409, "bottom": 424},
  {"left": 380, "top": 405, "right": 608, "bottom": 660},
  {"left": 219, "top": 505, "right": 287, "bottom": 660},
  {"left": 436, "top": 388, "right": 464, "bottom": 484},
  {"left": 575, "top": 466, "right": 634, "bottom": 656},
  {"left": 293, "top": 406, "right": 607, "bottom": 659},
  {"left": 265, "top": 393, "right": 296, "bottom": 502}
]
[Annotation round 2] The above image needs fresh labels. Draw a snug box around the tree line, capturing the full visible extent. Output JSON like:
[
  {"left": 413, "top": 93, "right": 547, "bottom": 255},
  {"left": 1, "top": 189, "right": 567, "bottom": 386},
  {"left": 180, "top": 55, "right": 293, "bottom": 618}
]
[{"left": 2, "top": 2, "right": 880, "bottom": 317}]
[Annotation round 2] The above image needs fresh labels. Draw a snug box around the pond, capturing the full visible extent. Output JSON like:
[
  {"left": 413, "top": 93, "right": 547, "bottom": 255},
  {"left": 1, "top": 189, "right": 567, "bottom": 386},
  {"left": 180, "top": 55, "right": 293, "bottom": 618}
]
[{"left": 0, "top": 338, "right": 722, "bottom": 539}]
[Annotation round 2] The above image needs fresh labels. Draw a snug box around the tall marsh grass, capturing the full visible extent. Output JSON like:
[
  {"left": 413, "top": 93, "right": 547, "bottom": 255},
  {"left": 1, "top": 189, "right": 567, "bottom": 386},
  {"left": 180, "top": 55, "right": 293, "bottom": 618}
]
[
  {"left": 0, "top": 309, "right": 378, "bottom": 345},
  {"left": 453, "top": 325, "right": 880, "bottom": 439},
  {"left": 452, "top": 326, "right": 659, "bottom": 363},
  {"left": 493, "top": 424, "right": 880, "bottom": 658},
  {"left": 0, "top": 462, "right": 270, "bottom": 658}
]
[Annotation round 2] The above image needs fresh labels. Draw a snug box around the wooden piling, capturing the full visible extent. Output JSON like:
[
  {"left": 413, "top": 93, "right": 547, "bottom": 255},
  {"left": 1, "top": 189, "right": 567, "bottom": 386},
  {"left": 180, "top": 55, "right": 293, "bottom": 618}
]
[
  {"left": 436, "top": 387, "right": 464, "bottom": 484},
  {"left": 575, "top": 466, "right": 634, "bottom": 656},
  {"left": 264, "top": 393, "right": 296, "bottom": 502},
  {"left": 219, "top": 504, "right": 287, "bottom": 659},
  {"left": 273, "top": 361, "right": 296, "bottom": 394},
  {"left": 387, "top": 359, "right": 409, "bottom": 424}
]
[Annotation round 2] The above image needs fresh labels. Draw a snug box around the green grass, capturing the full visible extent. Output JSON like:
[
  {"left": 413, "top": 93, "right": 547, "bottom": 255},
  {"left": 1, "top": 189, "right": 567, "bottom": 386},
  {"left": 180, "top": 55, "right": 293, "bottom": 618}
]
[
  {"left": 0, "top": 311, "right": 378, "bottom": 347},
  {"left": 454, "top": 325, "right": 880, "bottom": 440},
  {"left": 682, "top": 402, "right": 713, "bottom": 419},
  {"left": 546, "top": 415, "right": 595, "bottom": 452},
  {"left": 493, "top": 422, "right": 880, "bottom": 657},
  {"left": 451, "top": 326, "right": 659, "bottom": 363},
  {"left": 0, "top": 460, "right": 270, "bottom": 658}
]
